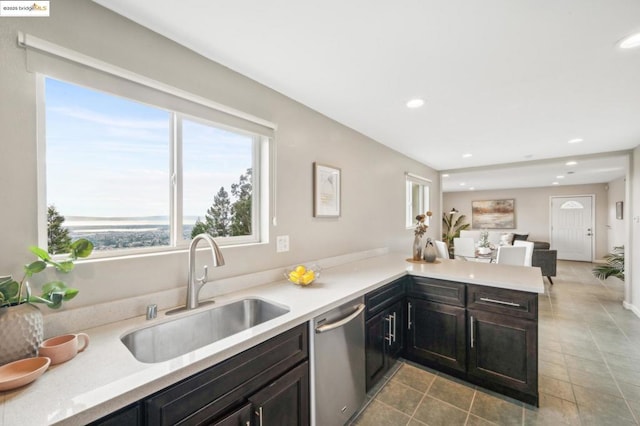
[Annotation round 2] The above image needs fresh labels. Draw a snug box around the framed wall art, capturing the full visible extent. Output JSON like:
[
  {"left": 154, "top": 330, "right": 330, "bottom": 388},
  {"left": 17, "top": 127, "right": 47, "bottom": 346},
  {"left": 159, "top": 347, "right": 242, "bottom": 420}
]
[
  {"left": 472, "top": 199, "right": 515, "bottom": 229},
  {"left": 313, "top": 163, "right": 341, "bottom": 217}
]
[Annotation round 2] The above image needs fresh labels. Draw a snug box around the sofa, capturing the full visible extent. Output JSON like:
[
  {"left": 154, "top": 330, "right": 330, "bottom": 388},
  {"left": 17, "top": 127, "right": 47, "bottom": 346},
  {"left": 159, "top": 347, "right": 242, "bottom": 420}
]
[{"left": 458, "top": 230, "right": 557, "bottom": 284}]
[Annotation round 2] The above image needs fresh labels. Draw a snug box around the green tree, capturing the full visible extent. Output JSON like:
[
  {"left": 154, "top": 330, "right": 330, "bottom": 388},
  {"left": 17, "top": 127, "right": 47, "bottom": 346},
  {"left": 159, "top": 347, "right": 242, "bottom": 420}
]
[
  {"left": 190, "top": 217, "right": 209, "bottom": 239},
  {"left": 48, "top": 205, "right": 71, "bottom": 254},
  {"left": 230, "top": 168, "right": 252, "bottom": 236}
]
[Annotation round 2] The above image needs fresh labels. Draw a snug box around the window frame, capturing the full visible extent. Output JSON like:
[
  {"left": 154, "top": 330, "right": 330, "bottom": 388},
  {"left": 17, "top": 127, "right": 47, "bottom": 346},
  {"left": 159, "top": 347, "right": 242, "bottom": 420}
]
[
  {"left": 37, "top": 74, "right": 268, "bottom": 258},
  {"left": 405, "top": 173, "right": 431, "bottom": 229}
]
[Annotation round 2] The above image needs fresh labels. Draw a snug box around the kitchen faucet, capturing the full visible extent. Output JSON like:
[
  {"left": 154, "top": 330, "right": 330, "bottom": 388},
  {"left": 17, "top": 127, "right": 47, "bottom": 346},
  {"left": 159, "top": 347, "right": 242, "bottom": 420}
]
[{"left": 186, "top": 233, "right": 225, "bottom": 310}]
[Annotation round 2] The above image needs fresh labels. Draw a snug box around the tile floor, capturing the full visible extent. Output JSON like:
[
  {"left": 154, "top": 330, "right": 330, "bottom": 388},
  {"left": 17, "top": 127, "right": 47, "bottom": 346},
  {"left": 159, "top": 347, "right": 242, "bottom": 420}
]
[{"left": 351, "top": 260, "right": 639, "bottom": 425}]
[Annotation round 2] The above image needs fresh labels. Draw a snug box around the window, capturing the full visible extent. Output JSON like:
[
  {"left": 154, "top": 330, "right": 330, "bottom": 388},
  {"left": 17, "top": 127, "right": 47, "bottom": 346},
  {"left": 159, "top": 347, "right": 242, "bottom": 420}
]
[
  {"left": 43, "top": 77, "right": 266, "bottom": 255},
  {"left": 406, "top": 173, "right": 431, "bottom": 228}
]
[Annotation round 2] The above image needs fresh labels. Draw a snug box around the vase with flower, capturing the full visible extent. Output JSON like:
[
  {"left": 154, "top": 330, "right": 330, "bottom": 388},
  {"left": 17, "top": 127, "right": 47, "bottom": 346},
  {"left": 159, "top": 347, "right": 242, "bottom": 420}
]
[{"left": 412, "top": 211, "right": 432, "bottom": 260}]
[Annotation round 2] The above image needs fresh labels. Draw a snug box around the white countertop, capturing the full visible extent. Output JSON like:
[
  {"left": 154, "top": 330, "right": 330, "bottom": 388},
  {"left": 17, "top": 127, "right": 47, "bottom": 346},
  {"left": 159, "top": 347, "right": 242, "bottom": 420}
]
[{"left": 0, "top": 253, "right": 543, "bottom": 425}]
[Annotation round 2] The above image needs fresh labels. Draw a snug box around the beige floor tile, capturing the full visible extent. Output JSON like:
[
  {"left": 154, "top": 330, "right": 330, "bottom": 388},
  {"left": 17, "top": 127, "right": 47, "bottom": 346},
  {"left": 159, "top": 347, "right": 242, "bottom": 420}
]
[
  {"left": 427, "top": 376, "right": 475, "bottom": 411},
  {"left": 353, "top": 399, "right": 411, "bottom": 426},
  {"left": 470, "top": 391, "right": 523, "bottom": 426},
  {"left": 465, "top": 414, "right": 498, "bottom": 425},
  {"left": 412, "top": 395, "right": 468, "bottom": 426},
  {"left": 573, "top": 384, "right": 635, "bottom": 422},
  {"left": 567, "top": 368, "right": 621, "bottom": 397},
  {"left": 539, "top": 359, "right": 570, "bottom": 382},
  {"left": 392, "top": 363, "right": 436, "bottom": 393},
  {"left": 524, "top": 393, "right": 580, "bottom": 425},
  {"left": 539, "top": 375, "right": 575, "bottom": 402},
  {"left": 375, "top": 380, "right": 423, "bottom": 415}
]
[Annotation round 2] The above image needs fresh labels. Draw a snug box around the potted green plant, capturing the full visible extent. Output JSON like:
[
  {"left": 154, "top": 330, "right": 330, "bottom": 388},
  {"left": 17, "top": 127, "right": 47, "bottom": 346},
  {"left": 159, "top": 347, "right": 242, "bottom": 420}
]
[
  {"left": 442, "top": 211, "right": 470, "bottom": 258},
  {"left": 0, "top": 239, "right": 93, "bottom": 365},
  {"left": 477, "top": 230, "right": 491, "bottom": 255},
  {"left": 592, "top": 246, "right": 624, "bottom": 281}
]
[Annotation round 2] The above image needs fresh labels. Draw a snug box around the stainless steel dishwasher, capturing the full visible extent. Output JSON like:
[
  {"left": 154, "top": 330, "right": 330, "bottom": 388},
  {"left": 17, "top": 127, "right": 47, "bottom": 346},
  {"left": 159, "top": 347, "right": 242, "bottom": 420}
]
[{"left": 310, "top": 297, "right": 366, "bottom": 426}]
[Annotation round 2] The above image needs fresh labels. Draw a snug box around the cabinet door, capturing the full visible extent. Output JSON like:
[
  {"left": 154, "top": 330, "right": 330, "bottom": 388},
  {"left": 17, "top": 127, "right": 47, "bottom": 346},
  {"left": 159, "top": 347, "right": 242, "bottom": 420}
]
[
  {"left": 406, "top": 298, "right": 466, "bottom": 373},
  {"left": 386, "top": 301, "right": 404, "bottom": 362},
  {"left": 468, "top": 309, "right": 537, "bottom": 396},
  {"left": 365, "top": 310, "right": 387, "bottom": 391},
  {"left": 249, "top": 361, "right": 309, "bottom": 426},
  {"left": 210, "top": 403, "right": 251, "bottom": 426}
]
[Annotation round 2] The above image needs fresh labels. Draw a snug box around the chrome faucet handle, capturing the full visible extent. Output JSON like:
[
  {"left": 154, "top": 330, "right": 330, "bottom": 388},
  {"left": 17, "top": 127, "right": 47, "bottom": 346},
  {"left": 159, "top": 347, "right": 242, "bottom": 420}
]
[{"left": 197, "top": 265, "right": 209, "bottom": 285}]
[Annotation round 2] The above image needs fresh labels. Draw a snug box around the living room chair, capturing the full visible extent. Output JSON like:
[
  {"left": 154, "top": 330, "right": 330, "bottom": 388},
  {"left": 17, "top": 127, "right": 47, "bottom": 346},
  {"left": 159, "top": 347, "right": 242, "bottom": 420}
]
[
  {"left": 513, "top": 240, "right": 534, "bottom": 266},
  {"left": 434, "top": 240, "right": 449, "bottom": 259},
  {"left": 496, "top": 246, "right": 527, "bottom": 266},
  {"left": 453, "top": 237, "right": 476, "bottom": 260}
]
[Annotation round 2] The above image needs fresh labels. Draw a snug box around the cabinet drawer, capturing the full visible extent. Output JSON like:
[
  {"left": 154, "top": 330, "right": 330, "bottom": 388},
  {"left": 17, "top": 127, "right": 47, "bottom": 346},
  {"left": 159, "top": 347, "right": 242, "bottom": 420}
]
[
  {"left": 407, "top": 277, "right": 465, "bottom": 307},
  {"left": 467, "top": 285, "right": 537, "bottom": 320},
  {"left": 145, "top": 324, "right": 308, "bottom": 426},
  {"left": 365, "top": 277, "right": 406, "bottom": 318}
]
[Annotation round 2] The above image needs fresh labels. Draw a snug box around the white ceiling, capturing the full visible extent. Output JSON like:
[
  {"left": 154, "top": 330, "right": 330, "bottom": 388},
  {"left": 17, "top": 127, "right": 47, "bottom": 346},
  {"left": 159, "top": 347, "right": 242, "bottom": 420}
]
[{"left": 94, "top": 0, "right": 639, "bottom": 190}]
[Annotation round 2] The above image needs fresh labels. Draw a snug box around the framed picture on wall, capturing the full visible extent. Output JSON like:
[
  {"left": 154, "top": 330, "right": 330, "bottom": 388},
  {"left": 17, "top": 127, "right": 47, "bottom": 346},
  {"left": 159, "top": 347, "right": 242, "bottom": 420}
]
[
  {"left": 471, "top": 199, "right": 515, "bottom": 229},
  {"left": 616, "top": 201, "right": 623, "bottom": 220},
  {"left": 313, "top": 163, "right": 341, "bottom": 217}
]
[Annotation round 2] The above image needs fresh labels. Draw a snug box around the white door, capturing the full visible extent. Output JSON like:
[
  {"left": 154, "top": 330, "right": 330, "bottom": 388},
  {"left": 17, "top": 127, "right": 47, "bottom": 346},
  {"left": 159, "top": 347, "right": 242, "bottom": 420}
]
[{"left": 551, "top": 196, "right": 593, "bottom": 261}]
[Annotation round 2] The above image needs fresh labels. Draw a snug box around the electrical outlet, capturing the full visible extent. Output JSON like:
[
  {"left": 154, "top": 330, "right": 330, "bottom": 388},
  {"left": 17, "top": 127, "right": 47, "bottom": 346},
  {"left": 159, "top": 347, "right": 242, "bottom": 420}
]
[{"left": 276, "top": 235, "right": 290, "bottom": 253}]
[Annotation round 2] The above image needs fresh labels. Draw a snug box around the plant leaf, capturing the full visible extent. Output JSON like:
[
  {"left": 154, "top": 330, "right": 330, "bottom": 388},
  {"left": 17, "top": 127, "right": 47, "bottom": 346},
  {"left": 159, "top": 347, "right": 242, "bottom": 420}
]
[
  {"left": 29, "top": 246, "right": 51, "bottom": 261},
  {"left": 0, "top": 279, "right": 20, "bottom": 300},
  {"left": 62, "top": 287, "right": 79, "bottom": 301},
  {"left": 55, "top": 261, "right": 75, "bottom": 273},
  {"left": 24, "top": 260, "right": 47, "bottom": 276},
  {"left": 70, "top": 239, "right": 93, "bottom": 258},
  {"left": 41, "top": 281, "right": 66, "bottom": 294}
]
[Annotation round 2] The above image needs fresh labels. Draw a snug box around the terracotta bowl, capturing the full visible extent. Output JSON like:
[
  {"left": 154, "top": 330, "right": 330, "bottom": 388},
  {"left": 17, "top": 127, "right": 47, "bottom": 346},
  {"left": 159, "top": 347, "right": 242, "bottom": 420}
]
[{"left": 0, "top": 357, "right": 50, "bottom": 391}]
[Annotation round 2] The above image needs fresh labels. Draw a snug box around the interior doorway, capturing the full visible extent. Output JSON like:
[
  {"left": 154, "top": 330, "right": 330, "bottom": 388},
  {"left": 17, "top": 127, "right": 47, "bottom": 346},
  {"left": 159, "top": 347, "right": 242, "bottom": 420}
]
[{"left": 550, "top": 195, "right": 594, "bottom": 261}]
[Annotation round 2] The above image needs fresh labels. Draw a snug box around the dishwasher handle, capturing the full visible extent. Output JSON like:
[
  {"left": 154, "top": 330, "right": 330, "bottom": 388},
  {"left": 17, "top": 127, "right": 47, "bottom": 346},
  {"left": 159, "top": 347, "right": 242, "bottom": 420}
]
[{"left": 315, "top": 303, "right": 366, "bottom": 333}]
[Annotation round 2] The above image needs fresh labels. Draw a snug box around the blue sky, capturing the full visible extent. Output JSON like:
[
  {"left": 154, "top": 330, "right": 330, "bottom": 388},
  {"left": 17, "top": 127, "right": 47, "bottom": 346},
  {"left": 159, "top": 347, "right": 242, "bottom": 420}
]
[{"left": 45, "top": 78, "right": 252, "bottom": 219}]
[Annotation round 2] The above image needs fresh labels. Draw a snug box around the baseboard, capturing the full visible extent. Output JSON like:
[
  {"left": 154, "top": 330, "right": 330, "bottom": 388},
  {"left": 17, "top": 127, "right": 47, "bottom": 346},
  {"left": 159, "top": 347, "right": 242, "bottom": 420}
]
[{"left": 623, "top": 301, "right": 640, "bottom": 319}]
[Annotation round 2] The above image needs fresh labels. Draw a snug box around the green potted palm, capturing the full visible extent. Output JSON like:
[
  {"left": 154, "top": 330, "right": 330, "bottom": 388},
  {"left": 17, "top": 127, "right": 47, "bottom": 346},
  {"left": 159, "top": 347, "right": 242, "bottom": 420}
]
[
  {"left": 442, "top": 211, "right": 470, "bottom": 258},
  {"left": 0, "top": 239, "right": 93, "bottom": 365},
  {"left": 592, "top": 246, "right": 624, "bottom": 281}
]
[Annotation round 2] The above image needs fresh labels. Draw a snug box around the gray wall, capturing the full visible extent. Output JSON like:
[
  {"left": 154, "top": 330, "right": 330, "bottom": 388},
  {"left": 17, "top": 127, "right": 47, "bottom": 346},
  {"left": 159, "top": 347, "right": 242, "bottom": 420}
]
[
  {"left": 0, "top": 0, "right": 439, "bottom": 309},
  {"left": 443, "top": 183, "right": 609, "bottom": 260}
]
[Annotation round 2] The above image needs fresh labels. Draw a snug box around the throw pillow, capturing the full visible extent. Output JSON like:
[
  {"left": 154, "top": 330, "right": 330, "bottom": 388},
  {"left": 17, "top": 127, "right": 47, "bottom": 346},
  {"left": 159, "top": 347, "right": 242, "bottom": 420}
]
[
  {"left": 513, "top": 233, "right": 529, "bottom": 242},
  {"left": 500, "top": 233, "right": 514, "bottom": 245}
]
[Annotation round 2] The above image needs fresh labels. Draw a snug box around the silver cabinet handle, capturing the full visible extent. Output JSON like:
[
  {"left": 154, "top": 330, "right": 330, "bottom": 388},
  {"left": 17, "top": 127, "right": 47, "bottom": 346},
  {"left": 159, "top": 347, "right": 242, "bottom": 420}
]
[
  {"left": 392, "top": 311, "right": 397, "bottom": 343},
  {"left": 255, "top": 406, "right": 263, "bottom": 426},
  {"left": 315, "top": 304, "right": 365, "bottom": 333},
  {"left": 407, "top": 302, "right": 413, "bottom": 330},
  {"left": 246, "top": 422, "right": 250, "bottom": 426},
  {"left": 479, "top": 297, "right": 521, "bottom": 307},
  {"left": 384, "top": 314, "right": 393, "bottom": 344},
  {"left": 470, "top": 315, "right": 475, "bottom": 348},
  {"left": 385, "top": 312, "right": 396, "bottom": 344}
]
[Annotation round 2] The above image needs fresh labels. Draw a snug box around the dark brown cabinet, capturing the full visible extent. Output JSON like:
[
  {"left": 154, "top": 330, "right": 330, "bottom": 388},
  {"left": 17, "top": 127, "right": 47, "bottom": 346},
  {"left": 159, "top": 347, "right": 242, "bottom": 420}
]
[
  {"left": 364, "top": 278, "right": 406, "bottom": 391},
  {"left": 467, "top": 285, "right": 538, "bottom": 405},
  {"left": 91, "top": 324, "right": 309, "bottom": 426},
  {"left": 405, "top": 297, "right": 466, "bottom": 373},
  {"left": 248, "top": 361, "right": 309, "bottom": 426}
]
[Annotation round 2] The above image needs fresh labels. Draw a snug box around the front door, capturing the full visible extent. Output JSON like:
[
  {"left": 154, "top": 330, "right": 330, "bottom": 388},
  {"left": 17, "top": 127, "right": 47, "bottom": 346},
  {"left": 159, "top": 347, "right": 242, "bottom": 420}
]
[{"left": 550, "top": 196, "right": 593, "bottom": 261}]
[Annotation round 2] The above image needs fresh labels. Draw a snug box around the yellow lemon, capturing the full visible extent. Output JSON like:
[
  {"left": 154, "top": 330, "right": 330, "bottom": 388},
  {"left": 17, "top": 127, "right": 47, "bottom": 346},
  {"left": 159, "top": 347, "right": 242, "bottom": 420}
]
[
  {"left": 288, "top": 271, "right": 301, "bottom": 283},
  {"left": 301, "top": 270, "right": 315, "bottom": 285},
  {"left": 295, "top": 265, "right": 307, "bottom": 275}
]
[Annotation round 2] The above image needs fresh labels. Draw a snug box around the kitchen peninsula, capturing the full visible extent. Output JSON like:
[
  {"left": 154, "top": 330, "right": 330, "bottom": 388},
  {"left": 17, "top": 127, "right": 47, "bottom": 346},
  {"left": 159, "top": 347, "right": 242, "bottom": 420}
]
[{"left": 0, "top": 252, "right": 543, "bottom": 425}]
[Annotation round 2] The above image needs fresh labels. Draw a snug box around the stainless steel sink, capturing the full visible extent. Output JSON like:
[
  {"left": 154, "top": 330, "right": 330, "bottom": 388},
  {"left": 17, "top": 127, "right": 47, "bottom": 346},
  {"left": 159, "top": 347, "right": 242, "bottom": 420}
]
[{"left": 121, "top": 298, "right": 289, "bottom": 363}]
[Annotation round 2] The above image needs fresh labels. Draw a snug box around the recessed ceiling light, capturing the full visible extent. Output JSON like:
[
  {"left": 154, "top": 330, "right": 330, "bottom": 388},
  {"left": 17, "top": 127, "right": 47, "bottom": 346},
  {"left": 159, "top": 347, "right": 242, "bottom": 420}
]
[
  {"left": 619, "top": 32, "right": 640, "bottom": 49},
  {"left": 552, "top": 182, "right": 559, "bottom": 185},
  {"left": 469, "top": 187, "right": 475, "bottom": 191},
  {"left": 556, "top": 175, "right": 565, "bottom": 179},
  {"left": 565, "top": 161, "right": 577, "bottom": 166},
  {"left": 406, "top": 98, "right": 425, "bottom": 108},
  {"left": 568, "top": 138, "right": 583, "bottom": 144},
  {"left": 442, "top": 174, "right": 449, "bottom": 177},
  {"left": 462, "top": 153, "right": 472, "bottom": 158},
  {"left": 459, "top": 182, "right": 466, "bottom": 186}
]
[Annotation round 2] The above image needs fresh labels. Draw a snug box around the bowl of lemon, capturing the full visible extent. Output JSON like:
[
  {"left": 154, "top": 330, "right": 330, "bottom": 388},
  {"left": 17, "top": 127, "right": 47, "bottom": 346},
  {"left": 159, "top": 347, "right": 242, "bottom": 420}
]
[{"left": 285, "top": 264, "right": 320, "bottom": 286}]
